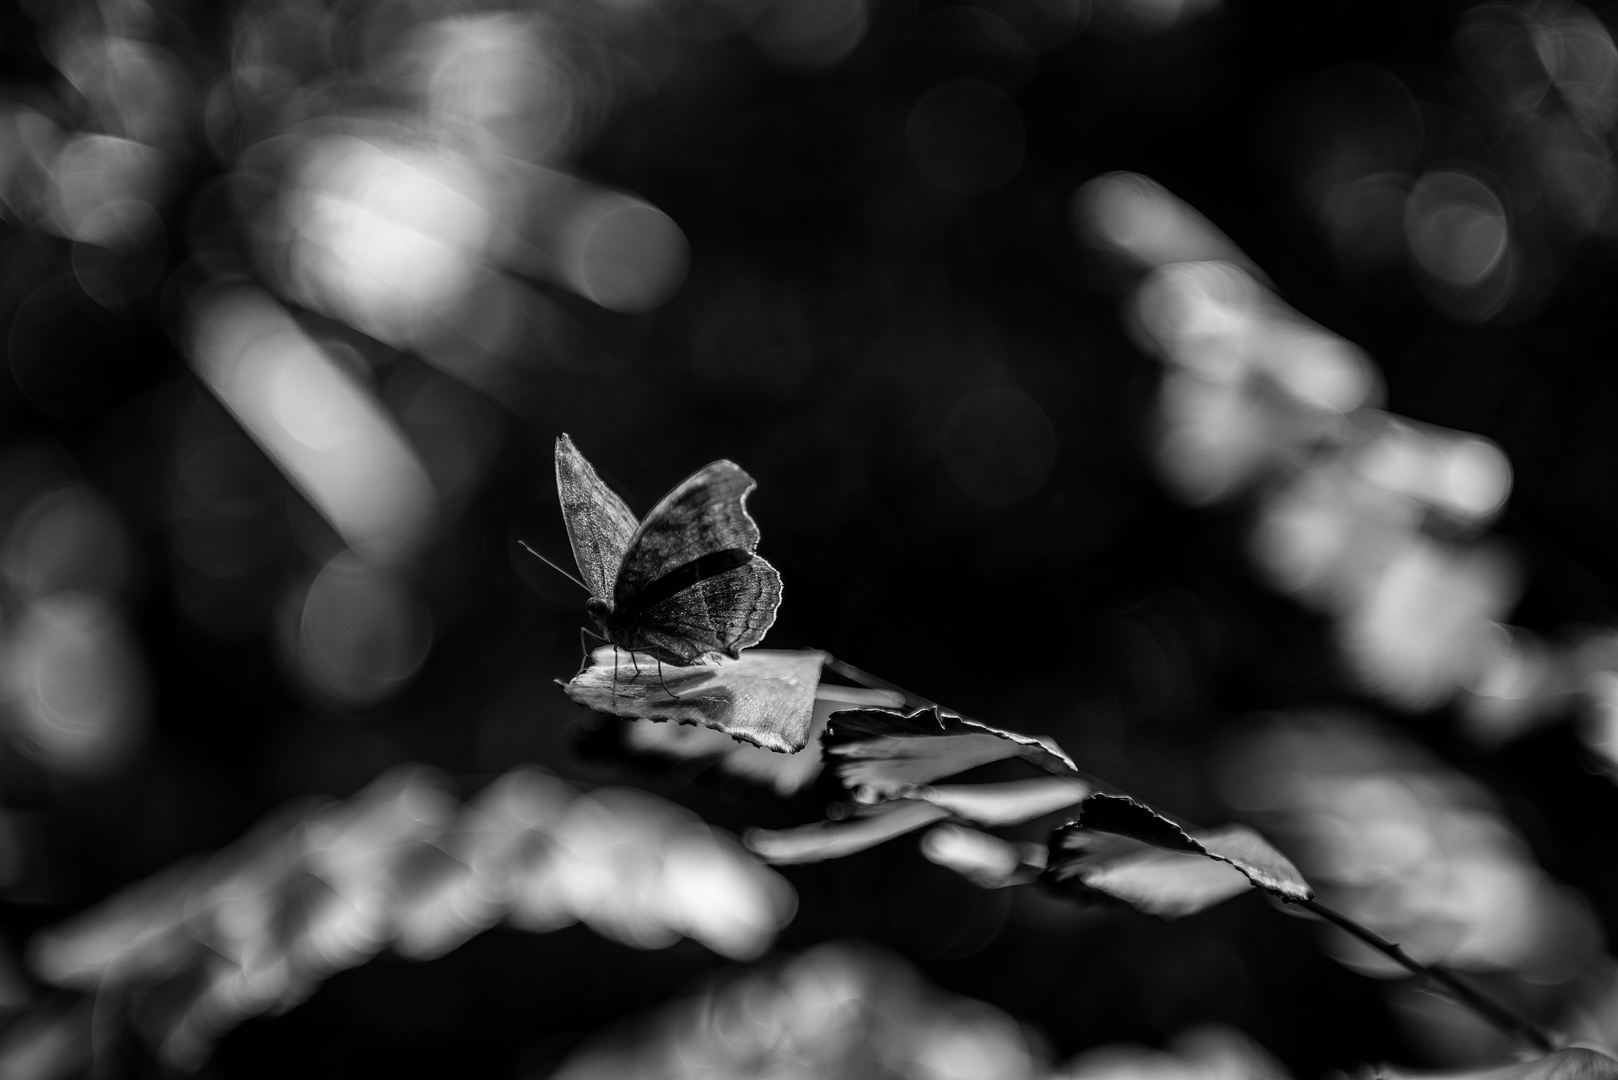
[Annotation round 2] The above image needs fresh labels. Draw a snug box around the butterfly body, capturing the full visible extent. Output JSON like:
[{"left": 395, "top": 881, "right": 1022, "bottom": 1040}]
[{"left": 556, "top": 435, "right": 782, "bottom": 665}]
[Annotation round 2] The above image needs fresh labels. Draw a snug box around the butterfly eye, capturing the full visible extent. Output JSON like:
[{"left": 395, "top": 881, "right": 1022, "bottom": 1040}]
[{"left": 585, "top": 597, "right": 610, "bottom": 617}]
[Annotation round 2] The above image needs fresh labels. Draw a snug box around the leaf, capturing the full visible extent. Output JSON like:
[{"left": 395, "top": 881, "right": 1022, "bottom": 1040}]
[
  {"left": 745, "top": 800, "right": 951, "bottom": 864},
  {"left": 823, "top": 706, "right": 1078, "bottom": 795},
  {"left": 1047, "top": 794, "right": 1313, "bottom": 913},
  {"left": 745, "top": 774, "right": 1085, "bottom": 867},
  {"left": 1045, "top": 829, "right": 1254, "bottom": 917},
  {"left": 563, "top": 647, "right": 825, "bottom": 754},
  {"left": 586, "top": 684, "right": 902, "bottom": 797},
  {"left": 920, "top": 825, "right": 1045, "bottom": 889},
  {"left": 744, "top": 765, "right": 1084, "bottom": 868},
  {"left": 913, "top": 777, "right": 1091, "bottom": 827},
  {"left": 1076, "top": 794, "right": 1314, "bottom": 902},
  {"left": 1192, "top": 828, "right": 1314, "bottom": 902}
]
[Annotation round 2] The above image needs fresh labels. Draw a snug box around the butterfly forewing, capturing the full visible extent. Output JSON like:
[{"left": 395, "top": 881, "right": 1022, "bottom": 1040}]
[
  {"left": 631, "top": 556, "right": 782, "bottom": 660},
  {"left": 555, "top": 434, "right": 639, "bottom": 601},
  {"left": 554, "top": 440, "right": 784, "bottom": 663},
  {"left": 613, "top": 461, "right": 763, "bottom": 611}
]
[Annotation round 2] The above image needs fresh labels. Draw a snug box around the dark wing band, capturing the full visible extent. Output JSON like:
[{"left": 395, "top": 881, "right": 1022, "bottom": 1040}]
[
  {"left": 555, "top": 434, "right": 639, "bottom": 601},
  {"left": 630, "top": 557, "right": 782, "bottom": 662},
  {"left": 621, "top": 547, "right": 753, "bottom": 617},
  {"left": 614, "top": 460, "right": 761, "bottom": 609}
]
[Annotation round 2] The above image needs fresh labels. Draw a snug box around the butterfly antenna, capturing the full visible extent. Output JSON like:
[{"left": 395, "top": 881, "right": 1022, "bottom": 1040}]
[{"left": 518, "top": 540, "right": 589, "bottom": 592}]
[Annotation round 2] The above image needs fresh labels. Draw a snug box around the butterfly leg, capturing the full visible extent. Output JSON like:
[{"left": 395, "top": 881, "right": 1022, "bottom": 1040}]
[
  {"left": 577, "top": 626, "right": 601, "bottom": 675},
  {"left": 654, "top": 657, "right": 682, "bottom": 700}
]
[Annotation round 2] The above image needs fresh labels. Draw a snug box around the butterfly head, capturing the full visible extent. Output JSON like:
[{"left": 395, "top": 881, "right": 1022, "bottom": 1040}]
[{"left": 583, "top": 594, "right": 624, "bottom": 649}]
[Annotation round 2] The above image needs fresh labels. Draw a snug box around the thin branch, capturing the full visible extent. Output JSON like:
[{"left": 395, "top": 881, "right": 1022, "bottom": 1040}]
[{"left": 1299, "top": 897, "right": 1554, "bottom": 1054}]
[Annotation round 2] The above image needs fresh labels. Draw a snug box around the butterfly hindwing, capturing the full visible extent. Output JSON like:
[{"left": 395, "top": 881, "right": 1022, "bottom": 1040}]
[
  {"left": 613, "top": 461, "right": 763, "bottom": 610},
  {"left": 631, "top": 556, "right": 783, "bottom": 660},
  {"left": 555, "top": 434, "right": 639, "bottom": 601}
]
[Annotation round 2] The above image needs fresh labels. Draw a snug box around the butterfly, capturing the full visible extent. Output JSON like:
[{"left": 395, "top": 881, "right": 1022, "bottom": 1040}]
[{"left": 553, "top": 434, "right": 783, "bottom": 665}]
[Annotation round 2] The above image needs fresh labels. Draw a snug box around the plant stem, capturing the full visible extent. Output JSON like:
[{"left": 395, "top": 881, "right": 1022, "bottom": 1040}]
[{"left": 1299, "top": 898, "right": 1554, "bottom": 1054}]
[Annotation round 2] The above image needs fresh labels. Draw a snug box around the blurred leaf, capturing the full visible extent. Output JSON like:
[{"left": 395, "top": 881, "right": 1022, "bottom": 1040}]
[
  {"left": 1047, "top": 794, "right": 1313, "bottom": 912},
  {"left": 29, "top": 767, "right": 795, "bottom": 1068},
  {"left": 745, "top": 771, "right": 1084, "bottom": 868},
  {"left": 823, "top": 706, "right": 1078, "bottom": 796},
  {"left": 746, "top": 800, "right": 951, "bottom": 864},
  {"left": 1372, "top": 1048, "right": 1618, "bottom": 1080},
  {"left": 916, "top": 777, "right": 1091, "bottom": 826},
  {"left": 0, "top": 1000, "right": 91, "bottom": 1080},
  {"left": 1060, "top": 1024, "right": 1293, "bottom": 1080},
  {"left": 563, "top": 647, "right": 825, "bottom": 754},
  {"left": 746, "top": 775, "right": 1086, "bottom": 867},
  {"left": 29, "top": 855, "right": 207, "bottom": 988},
  {"left": 551, "top": 941, "right": 1046, "bottom": 1080},
  {"left": 920, "top": 824, "right": 1045, "bottom": 888},
  {"left": 747, "top": 711, "right": 1087, "bottom": 868},
  {"left": 1044, "top": 829, "right": 1254, "bottom": 917}
]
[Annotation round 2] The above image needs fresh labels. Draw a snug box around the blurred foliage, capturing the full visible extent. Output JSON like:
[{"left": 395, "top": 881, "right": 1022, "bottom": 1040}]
[{"left": 22, "top": 766, "right": 793, "bottom": 1069}]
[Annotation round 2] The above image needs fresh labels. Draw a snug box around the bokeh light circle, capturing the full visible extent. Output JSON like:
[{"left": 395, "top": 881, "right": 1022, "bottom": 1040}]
[
  {"left": 559, "top": 196, "right": 690, "bottom": 313},
  {"left": 3, "top": 484, "right": 134, "bottom": 601},
  {"left": 288, "top": 554, "right": 434, "bottom": 708},
  {"left": 1404, "top": 170, "right": 1510, "bottom": 287},
  {"left": 8, "top": 592, "right": 147, "bottom": 775}
]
